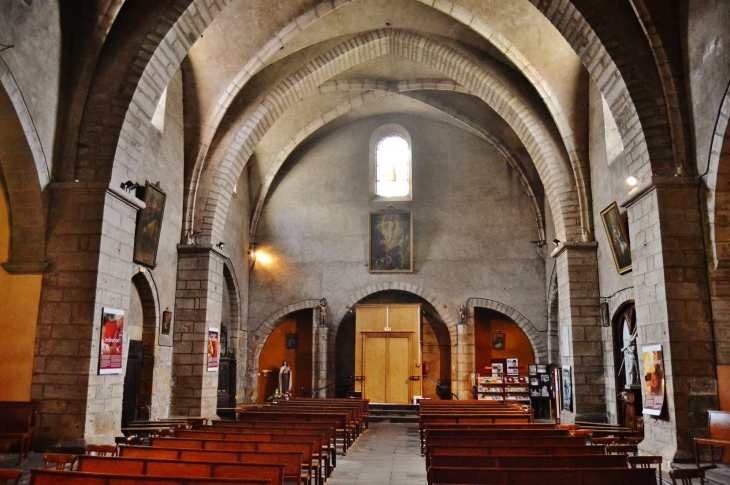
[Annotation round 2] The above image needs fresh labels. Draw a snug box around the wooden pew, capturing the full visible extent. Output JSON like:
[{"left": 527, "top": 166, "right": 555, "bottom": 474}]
[
  {"left": 198, "top": 425, "right": 335, "bottom": 476},
  {"left": 149, "top": 438, "right": 315, "bottom": 485},
  {"left": 76, "top": 456, "right": 284, "bottom": 485},
  {"left": 0, "top": 401, "right": 38, "bottom": 465},
  {"left": 694, "top": 410, "right": 730, "bottom": 467},
  {"left": 173, "top": 430, "right": 325, "bottom": 484},
  {"left": 421, "top": 428, "right": 569, "bottom": 454},
  {"left": 235, "top": 412, "right": 349, "bottom": 454},
  {"left": 119, "top": 446, "right": 303, "bottom": 485},
  {"left": 428, "top": 466, "right": 656, "bottom": 485},
  {"left": 419, "top": 412, "right": 533, "bottom": 450},
  {"left": 29, "top": 469, "right": 270, "bottom": 485}
]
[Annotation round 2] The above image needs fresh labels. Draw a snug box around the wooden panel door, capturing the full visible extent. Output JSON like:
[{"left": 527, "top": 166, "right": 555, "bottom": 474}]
[
  {"left": 387, "top": 336, "right": 410, "bottom": 404},
  {"left": 364, "top": 337, "right": 387, "bottom": 403}
]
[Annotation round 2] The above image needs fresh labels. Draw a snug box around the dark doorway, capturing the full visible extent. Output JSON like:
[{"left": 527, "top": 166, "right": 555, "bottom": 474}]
[
  {"left": 612, "top": 303, "right": 642, "bottom": 427},
  {"left": 122, "top": 340, "right": 144, "bottom": 427}
]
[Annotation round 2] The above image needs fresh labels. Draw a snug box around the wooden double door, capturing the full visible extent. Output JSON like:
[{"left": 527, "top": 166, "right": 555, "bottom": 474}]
[{"left": 362, "top": 332, "right": 414, "bottom": 404}]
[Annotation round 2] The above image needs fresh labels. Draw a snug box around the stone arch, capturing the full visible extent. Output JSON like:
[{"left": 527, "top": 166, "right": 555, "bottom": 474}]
[
  {"left": 249, "top": 83, "right": 546, "bottom": 243},
  {"left": 130, "top": 270, "right": 161, "bottom": 420},
  {"left": 200, "top": 29, "right": 581, "bottom": 246},
  {"left": 607, "top": 288, "right": 635, "bottom": 321},
  {"left": 334, "top": 282, "right": 457, "bottom": 337},
  {"left": 469, "top": 298, "right": 548, "bottom": 364},
  {"left": 0, "top": 67, "right": 47, "bottom": 273},
  {"left": 250, "top": 299, "right": 320, "bottom": 370}
]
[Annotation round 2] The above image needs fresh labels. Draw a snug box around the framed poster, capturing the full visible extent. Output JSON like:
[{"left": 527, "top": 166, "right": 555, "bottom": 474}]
[
  {"left": 642, "top": 344, "right": 665, "bottom": 416},
  {"left": 286, "top": 332, "right": 298, "bottom": 350},
  {"left": 507, "top": 358, "right": 519, "bottom": 375},
  {"left": 369, "top": 206, "right": 413, "bottom": 273},
  {"left": 491, "top": 362, "right": 504, "bottom": 377},
  {"left": 133, "top": 181, "right": 167, "bottom": 268},
  {"left": 207, "top": 327, "right": 219, "bottom": 371},
  {"left": 562, "top": 365, "right": 573, "bottom": 412},
  {"left": 99, "top": 308, "right": 124, "bottom": 375},
  {"left": 601, "top": 202, "right": 632, "bottom": 275},
  {"left": 492, "top": 332, "right": 505, "bottom": 350},
  {"left": 528, "top": 364, "right": 537, "bottom": 376},
  {"left": 159, "top": 308, "right": 173, "bottom": 347}
]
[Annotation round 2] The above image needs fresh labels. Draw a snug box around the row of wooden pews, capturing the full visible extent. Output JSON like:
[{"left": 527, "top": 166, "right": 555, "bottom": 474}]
[
  {"left": 26, "top": 398, "right": 368, "bottom": 485},
  {"left": 419, "top": 401, "right": 658, "bottom": 485}
]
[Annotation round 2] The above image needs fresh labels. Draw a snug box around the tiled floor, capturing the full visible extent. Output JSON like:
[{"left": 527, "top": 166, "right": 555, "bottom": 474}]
[{"left": 327, "top": 422, "right": 426, "bottom": 485}]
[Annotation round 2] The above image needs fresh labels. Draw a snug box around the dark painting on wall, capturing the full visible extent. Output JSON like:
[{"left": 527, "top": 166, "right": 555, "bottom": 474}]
[
  {"left": 159, "top": 309, "right": 173, "bottom": 347},
  {"left": 601, "top": 202, "right": 632, "bottom": 274},
  {"left": 133, "top": 182, "right": 166, "bottom": 268},
  {"left": 369, "top": 206, "right": 413, "bottom": 273}
]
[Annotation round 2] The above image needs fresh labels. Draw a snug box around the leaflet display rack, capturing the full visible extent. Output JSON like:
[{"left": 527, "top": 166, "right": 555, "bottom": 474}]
[
  {"left": 504, "top": 376, "right": 530, "bottom": 408},
  {"left": 476, "top": 376, "right": 504, "bottom": 402}
]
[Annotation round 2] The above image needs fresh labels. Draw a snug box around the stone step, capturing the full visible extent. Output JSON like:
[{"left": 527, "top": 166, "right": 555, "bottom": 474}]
[
  {"left": 369, "top": 415, "right": 419, "bottom": 423},
  {"left": 368, "top": 403, "right": 418, "bottom": 423}
]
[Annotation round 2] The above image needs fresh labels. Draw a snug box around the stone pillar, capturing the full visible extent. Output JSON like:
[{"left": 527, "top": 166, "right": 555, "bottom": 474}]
[
  {"left": 455, "top": 322, "right": 474, "bottom": 400},
  {"left": 622, "top": 177, "right": 717, "bottom": 461},
  {"left": 171, "top": 245, "right": 225, "bottom": 417},
  {"left": 312, "top": 311, "right": 328, "bottom": 398},
  {"left": 32, "top": 183, "right": 142, "bottom": 448},
  {"left": 552, "top": 242, "right": 605, "bottom": 422}
]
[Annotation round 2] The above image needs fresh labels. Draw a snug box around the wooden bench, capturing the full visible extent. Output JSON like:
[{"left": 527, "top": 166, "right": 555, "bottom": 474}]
[
  {"left": 427, "top": 455, "right": 629, "bottom": 485},
  {"left": 235, "top": 412, "right": 349, "bottom": 454},
  {"left": 174, "top": 430, "right": 326, "bottom": 484},
  {"left": 76, "top": 455, "right": 285, "bottom": 485},
  {"left": 694, "top": 410, "right": 730, "bottom": 467},
  {"left": 119, "top": 445, "right": 303, "bottom": 485},
  {"left": 149, "top": 437, "right": 315, "bottom": 485},
  {"left": 0, "top": 401, "right": 38, "bottom": 465},
  {"left": 29, "top": 469, "right": 270, "bottom": 485},
  {"left": 428, "top": 466, "right": 656, "bottom": 485}
]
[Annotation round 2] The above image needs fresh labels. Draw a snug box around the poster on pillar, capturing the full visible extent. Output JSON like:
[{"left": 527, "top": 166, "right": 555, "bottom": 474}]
[
  {"left": 99, "top": 308, "right": 124, "bottom": 375},
  {"left": 642, "top": 345, "right": 665, "bottom": 416},
  {"left": 207, "top": 327, "right": 219, "bottom": 371},
  {"left": 562, "top": 366, "right": 573, "bottom": 411}
]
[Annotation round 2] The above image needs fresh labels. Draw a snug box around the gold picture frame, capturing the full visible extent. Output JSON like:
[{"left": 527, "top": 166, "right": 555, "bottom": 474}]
[
  {"left": 133, "top": 181, "right": 167, "bottom": 268},
  {"left": 368, "top": 206, "right": 413, "bottom": 273},
  {"left": 600, "top": 202, "right": 632, "bottom": 274}
]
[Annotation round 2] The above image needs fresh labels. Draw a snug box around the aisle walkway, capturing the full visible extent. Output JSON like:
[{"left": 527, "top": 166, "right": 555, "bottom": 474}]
[{"left": 328, "top": 422, "right": 426, "bottom": 485}]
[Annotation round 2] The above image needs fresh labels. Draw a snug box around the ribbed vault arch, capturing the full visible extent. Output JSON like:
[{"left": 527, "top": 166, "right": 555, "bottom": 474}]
[
  {"left": 199, "top": 29, "right": 581, "bottom": 247},
  {"left": 248, "top": 84, "right": 545, "bottom": 244}
]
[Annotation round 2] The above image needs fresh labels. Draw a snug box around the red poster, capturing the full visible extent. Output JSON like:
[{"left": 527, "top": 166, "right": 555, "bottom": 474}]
[
  {"left": 99, "top": 308, "right": 124, "bottom": 375},
  {"left": 207, "top": 327, "right": 219, "bottom": 371}
]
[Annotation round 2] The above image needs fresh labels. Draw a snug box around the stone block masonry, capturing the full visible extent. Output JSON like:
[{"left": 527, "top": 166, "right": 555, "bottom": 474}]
[
  {"left": 623, "top": 177, "right": 718, "bottom": 461},
  {"left": 171, "top": 245, "right": 225, "bottom": 417}
]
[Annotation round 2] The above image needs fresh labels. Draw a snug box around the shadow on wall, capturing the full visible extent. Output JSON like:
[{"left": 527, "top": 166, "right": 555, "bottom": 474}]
[{"left": 256, "top": 309, "right": 313, "bottom": 401}]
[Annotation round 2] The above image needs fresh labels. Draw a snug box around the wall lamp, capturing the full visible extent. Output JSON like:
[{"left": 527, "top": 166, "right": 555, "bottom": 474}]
[
  {"left": 216, "top": 241, "right": 225, "bottom": 250},
  {"left": 552, "top": 239, "right": 561, "bottom": 247},
  {"left": 121, "top": 180, "right": 139, "bottom": 193},
  {"left": 626, "top": 175, "right": 638, "bottom": 187}
]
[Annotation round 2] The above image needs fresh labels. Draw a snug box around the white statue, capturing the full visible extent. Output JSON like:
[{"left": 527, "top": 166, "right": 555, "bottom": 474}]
[
  {"left": 278, "top": 360, "right": 292, "bottom": 396},
  {"left": 621, "top": 327, "right": 638, "bottom": 386}
]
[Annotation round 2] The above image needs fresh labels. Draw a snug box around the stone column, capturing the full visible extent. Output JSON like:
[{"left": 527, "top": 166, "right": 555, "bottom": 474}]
[
  {"left": 455, "top": 322, "right": 474, "bottom": 400},
  {"left": 32, "top": 183, "right": 142, "bottom": 448},
  {"left": 312, "top": 311, "right": 328, "bottom": 397},
  {"left": 171, "top": 244, "right": 225, "bottom": 417},
  {"left": 622, "top": 177, "right": 717, "bottom": 461},
  {"left": 552, "top": 242, "right": 605, "bottom": 422}
]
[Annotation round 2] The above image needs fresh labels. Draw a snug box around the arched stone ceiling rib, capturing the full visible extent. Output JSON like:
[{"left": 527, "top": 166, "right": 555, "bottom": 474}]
[
  {"left": 198, "top": 29, "right": 581, "bottom": 248},
  {"left": 248, "top": 83, "right": 546, "bottom": 245}
]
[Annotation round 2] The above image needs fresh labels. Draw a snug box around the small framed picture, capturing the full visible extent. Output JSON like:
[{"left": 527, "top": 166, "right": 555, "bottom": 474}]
[
  {"left": 541, "top": 374, "right": 550, "bottom": 383},
  {"left": 536, "top": 364, "right": 547, "bottom": 373},
  {"left": 286, "top": 332, "right": 298, "bottom": 350},
  {"left": 528, "top": 364, "right": 537, "bottom": 375},
  {"left": 159, "top": 308, "right": 173, "bottom": 347},
  {"left": 492, "top": 332, "right": 505, "bottom": 350}
]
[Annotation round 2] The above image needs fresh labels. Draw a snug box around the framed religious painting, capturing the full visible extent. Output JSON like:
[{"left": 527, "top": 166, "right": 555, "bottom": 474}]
[
  {"left": 369, "top": 206, "right": 413, "bottom": 273},
  {"left": 492, "top": 331, "right": 505, "bottom": 350},
  {"left": 159, "top": 308, "right": 173, "bottom": 347},
  {"left": 600, "top": 202, "right": 632, "bottom": 274},
  {"left": 133, "top": 181, "right": 167, "bottom": 268}
]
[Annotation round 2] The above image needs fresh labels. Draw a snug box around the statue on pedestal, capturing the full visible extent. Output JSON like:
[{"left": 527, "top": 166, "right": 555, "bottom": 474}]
[
  {"left": 319, "top": 298, "right": 328, "bottom": 326},
  {"left": 621, "top": 327, "right": 638, "bottom": 387},
  {"left": 278, "top": 360, "right": 292, "bottom": 398}
]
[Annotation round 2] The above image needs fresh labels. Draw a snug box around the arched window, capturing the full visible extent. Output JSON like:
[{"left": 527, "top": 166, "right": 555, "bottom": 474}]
[{"left": 370, "top": 125, "right": 412, "bottom": 200}]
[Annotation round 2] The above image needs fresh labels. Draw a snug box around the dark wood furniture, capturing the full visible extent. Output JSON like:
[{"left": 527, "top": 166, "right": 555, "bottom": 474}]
[
  {"left": 694, "top": 410, "right": 730, "bottom": 467},
  {"left": 0, "top": 401, "right": 38, "bottom": 465}
]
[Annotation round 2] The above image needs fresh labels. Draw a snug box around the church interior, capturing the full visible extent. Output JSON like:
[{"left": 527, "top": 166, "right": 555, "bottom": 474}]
[{"left": 0, "top": 0, "right": 729, "bottom": 483}]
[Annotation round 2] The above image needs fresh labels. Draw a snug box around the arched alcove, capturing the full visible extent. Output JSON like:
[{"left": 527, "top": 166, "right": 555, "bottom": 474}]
[
  {"left": 473, "top": 308, "right": 536, "bottom": 379},
  {"left": 334, "top": 290, "right": 452, "bottom": 399},
  {"left": 256, "top": 309, "right": 314, "bottom": 402}
]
